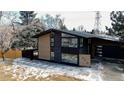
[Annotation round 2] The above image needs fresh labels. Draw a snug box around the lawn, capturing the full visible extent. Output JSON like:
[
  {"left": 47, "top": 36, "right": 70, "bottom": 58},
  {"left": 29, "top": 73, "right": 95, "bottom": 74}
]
[{"left": 0, "top": 58, "right": 124, "bottom": 81}]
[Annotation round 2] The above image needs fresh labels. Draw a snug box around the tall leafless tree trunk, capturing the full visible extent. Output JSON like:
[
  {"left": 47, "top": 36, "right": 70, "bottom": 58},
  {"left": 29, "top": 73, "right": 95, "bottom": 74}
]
[{"left": 1, "top": 51, "right": 5, "bottom": 61}]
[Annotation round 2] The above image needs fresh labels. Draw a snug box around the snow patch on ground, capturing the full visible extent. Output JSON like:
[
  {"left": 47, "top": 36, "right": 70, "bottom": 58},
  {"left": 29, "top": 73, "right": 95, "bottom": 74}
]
[
  {"left": 10, "top": 58, "right": 103, "bottom": 81},
  {"left": 115, "top": 66, "right": 123, "bottom": 72}
]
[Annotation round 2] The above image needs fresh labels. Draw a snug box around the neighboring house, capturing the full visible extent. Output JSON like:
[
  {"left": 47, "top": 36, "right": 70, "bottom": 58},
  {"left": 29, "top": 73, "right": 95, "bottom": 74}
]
[{"left": 33, "top": 29, "right": 124, "bottom": 66}]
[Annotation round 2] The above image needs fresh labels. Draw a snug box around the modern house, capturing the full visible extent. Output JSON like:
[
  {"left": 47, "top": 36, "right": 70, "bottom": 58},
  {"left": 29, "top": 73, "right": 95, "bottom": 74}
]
[{"left": 33, "top": 29, "right": 124, "bottom": 66}]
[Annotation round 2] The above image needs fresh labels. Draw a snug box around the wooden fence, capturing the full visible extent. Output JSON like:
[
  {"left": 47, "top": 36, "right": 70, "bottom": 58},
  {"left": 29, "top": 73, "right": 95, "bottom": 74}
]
[{"left": 0, "top": 49, "right": 22, "bottom": 59}]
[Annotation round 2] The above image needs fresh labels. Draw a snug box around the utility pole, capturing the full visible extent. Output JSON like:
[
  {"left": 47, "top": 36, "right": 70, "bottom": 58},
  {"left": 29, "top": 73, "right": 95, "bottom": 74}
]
[{"left": 94, "top": 11, "right": 102, "bottom": 34}]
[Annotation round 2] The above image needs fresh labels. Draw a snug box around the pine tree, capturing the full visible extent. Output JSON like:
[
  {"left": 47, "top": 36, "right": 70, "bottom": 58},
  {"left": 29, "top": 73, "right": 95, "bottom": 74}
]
[
  {"left": 19, "top": 11, "right": 36, "bottom": 25},
  {"left": 42, "top": 14, "right": 68, "bottom": 30},
  {"left": 17, "top": 11, "right": 37, "bottom": 49},
  {"left": 106, "top": 11, "right": 124, "bottom": 40},
  {"left": 13, "top": 12, "right": 45, "bottom": 49}
]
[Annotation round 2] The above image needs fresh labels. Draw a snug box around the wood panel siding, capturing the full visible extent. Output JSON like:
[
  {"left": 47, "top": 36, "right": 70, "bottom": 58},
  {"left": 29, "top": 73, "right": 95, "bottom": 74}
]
[
  {"left": 79, "top": 54, "right": 91, "bottom": 67},
  {"left": 38, "top": 33, "right": 51, "bottom": 60}
]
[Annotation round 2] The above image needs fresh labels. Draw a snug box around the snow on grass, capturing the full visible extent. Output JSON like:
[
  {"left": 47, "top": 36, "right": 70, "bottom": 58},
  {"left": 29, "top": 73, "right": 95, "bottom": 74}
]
[{"left": 10, "top": 58, "right": 103, "bottom": 81}]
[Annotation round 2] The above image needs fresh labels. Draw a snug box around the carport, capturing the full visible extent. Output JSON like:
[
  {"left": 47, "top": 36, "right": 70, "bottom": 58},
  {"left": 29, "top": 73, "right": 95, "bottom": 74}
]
[{"left": 89, "top": 37, "right": 124, "bottom": 59}]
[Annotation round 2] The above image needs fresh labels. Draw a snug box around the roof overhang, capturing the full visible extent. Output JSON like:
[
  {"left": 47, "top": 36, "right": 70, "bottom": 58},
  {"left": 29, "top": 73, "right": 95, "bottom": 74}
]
[
  {"left": 32, "top": 28, "right": 124, "bottom": 44},
  {"left": 32, "top": 29, "right": 95, "bottom": 38}
]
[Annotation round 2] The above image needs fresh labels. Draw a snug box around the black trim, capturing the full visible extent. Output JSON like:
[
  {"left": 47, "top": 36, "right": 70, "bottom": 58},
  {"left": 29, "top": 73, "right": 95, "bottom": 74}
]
[
  {"left": 48, "top": 33, "right": 51, "bottom": 59},
  {"left": 77, "top": 37, "right": 80, "bottom": 66},
  {"left": 37, "top": 37, "right": 39, "bottom": 58},
  {"left": 61, "top": 47, "right": 79, "bottom": 54},
  {"left": 33, "top": 29, "right": 91, "bottom": 38},
  {"left": 54, "top": 32, "right": 62, "bottom": 62}
]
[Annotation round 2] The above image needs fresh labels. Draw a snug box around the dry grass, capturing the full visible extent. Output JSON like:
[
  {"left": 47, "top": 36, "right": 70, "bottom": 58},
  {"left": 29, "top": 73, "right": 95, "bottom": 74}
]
[
  {"left": 0, "top": 64, "right": 15, "bottom": 81},
  {"left": 23, "top": 75, "right": 81, "bottom": 81},
  {"left": 0, "top": 63, "right": 80, "bottom": 81}
]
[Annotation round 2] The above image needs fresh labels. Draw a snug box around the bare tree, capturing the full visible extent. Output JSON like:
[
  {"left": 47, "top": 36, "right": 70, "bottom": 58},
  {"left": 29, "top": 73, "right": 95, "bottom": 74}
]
[
  {"left": 0, "top": 27, "right": 14, "bottom": 61},
  {"left": 41, "top": 14, "right": 67, "bottom": 30},
  {"left": 0, "top": 11, "right": 18, "bottom": 61}
]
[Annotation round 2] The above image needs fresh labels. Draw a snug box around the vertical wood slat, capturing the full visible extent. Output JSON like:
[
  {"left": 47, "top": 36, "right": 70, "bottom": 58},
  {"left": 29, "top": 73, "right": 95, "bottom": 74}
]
[{"left": 38, "top": 34, "right": 51, "bottom": 60}]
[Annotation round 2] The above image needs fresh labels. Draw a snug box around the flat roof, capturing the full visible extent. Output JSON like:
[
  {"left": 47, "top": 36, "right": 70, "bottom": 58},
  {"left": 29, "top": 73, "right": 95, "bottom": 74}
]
[
  {"left": 33, "top": 29, "right": 96, "bottom": 38},
  {"left": 33, "top": 29, "right": 123, "bottom": 43}
]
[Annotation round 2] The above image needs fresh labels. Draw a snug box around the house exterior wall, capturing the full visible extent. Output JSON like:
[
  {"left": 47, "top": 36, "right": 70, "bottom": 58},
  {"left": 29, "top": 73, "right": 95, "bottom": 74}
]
[
  {"left": 38, "top": 33, "right": 51, "bottom": 60},
  {"left": 79, "top": 54, "right": 91, "bottom": 67},
  {"left": 92, "top": 38, "right": 120, "bottom": 46},
  {"left": 54, "top": 32, "right": 62, "bottom": 62},
  {"left": 79, "top": 38, "right": 91, "bottom": 67},
  {"left": 37, "top": 32, "right": 91, "bottom": 66},
  {"left": 91, "top": 38, "right": 121, "bottom": 58},
  {"left": 34, "top": 29, "right": 124, "bottom": 66}
]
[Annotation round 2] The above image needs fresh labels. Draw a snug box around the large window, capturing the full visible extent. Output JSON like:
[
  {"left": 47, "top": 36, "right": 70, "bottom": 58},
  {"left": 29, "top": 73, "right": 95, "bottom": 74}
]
[
  {"left": 61, "top": 33, "right": 78, "bottom": 64},
  {"left": 62, "top": 53, "right": 78, "bottom": 64},
  {"left": 62, "top": 38, "right": 78, "bottom": 47},
  {"left": 50, "top": 32, "right": 79, "bottom": 64},
  {"left": 61, "top": 33, "right": 78, "bottom": 48}
]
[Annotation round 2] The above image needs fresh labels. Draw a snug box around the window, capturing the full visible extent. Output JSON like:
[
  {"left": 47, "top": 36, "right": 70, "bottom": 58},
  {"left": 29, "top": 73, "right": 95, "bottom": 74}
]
[
  {"left": 61, "top": 33, "right": 78, "bottom": 47},
  {"left": 50, "top": 32, "right": 55, "bottom": 60},
  {"left": 80, "top": 38, "right": 83, "bottom": 47},
  {"left": 50, "top": 32, "right": 55, "bottom": 47},
  {"left": 50, "top": 52, "right": 54, "bottom": 60},
  {"left": 50, "top": 37, "right": 54, "bottom": 47},
  {"left": 62, "top": 53, "right": 78, "bottom": 64},
  {"left": 62, "top": 38, "right": 78, "bottom": 47}
]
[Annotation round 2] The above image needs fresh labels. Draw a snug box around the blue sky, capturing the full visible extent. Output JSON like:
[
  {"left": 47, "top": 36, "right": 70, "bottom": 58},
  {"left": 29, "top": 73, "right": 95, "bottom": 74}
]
[{"left": 37, "top": 11, "right": 111, "bottom": 31}]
